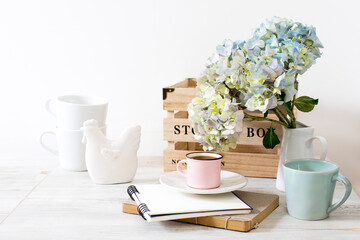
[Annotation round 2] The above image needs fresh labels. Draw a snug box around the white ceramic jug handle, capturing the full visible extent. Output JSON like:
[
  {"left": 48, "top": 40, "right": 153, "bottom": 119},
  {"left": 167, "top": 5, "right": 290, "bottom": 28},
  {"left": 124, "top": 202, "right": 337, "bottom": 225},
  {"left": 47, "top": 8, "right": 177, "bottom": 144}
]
[
  {"left": 40, "top": 131, "right": 58, "bottom": 155},
  {"left": 45, "top": 99, "right": 56, "bottom": 118},
  {"left": 305, "top": 136, "right": 328, "bottom": 160}
]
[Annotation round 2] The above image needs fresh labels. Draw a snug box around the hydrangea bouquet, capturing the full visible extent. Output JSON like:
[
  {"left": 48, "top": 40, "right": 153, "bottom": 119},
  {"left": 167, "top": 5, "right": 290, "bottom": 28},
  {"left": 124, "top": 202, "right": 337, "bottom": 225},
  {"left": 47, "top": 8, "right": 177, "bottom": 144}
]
[{"left": 188, "top": 17, "right": 323, "bottom": 152}]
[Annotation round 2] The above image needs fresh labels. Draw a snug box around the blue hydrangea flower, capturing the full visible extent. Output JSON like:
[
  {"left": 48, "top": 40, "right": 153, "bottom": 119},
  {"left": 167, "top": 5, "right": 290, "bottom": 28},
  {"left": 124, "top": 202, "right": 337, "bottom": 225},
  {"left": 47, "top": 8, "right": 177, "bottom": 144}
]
[{"left": 188, "top": 17, "right": 323, "bottom": 152}]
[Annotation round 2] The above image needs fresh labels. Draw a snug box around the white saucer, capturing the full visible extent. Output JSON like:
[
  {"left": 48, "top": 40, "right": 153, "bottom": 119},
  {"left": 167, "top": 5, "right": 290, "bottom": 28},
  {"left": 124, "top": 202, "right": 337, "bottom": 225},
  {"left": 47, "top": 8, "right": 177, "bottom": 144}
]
[{"left": 159, "top": 170, "right": 247, "bottom": 194}]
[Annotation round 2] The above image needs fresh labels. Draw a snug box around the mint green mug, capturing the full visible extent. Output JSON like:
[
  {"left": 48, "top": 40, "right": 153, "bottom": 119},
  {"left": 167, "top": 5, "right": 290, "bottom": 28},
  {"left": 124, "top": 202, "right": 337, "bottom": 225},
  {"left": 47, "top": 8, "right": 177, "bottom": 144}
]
[{"left": 283, "top": 159, "right": 352, "bottom": 220}]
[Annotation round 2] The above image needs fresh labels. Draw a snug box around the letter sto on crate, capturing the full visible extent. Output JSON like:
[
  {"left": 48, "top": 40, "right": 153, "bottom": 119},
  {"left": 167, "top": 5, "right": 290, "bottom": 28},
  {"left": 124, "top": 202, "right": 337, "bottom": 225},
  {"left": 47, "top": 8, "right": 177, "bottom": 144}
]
[{"left": 163, "top": 78, "right": 284, "bottom": 178}]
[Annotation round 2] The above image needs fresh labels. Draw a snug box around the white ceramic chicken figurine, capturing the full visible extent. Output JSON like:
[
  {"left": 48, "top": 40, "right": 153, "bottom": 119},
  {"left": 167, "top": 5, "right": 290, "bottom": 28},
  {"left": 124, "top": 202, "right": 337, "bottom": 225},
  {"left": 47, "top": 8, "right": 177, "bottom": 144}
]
[{"left": 82, "top": 119, "right": 141, "bottom": 184}]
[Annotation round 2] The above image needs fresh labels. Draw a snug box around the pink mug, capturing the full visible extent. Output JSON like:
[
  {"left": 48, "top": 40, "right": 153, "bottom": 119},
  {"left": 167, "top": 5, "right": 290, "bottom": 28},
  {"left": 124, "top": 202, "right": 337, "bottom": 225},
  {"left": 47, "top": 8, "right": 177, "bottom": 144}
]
[{"left": 176, "top": 152, "right": 222, "bottom": 189}]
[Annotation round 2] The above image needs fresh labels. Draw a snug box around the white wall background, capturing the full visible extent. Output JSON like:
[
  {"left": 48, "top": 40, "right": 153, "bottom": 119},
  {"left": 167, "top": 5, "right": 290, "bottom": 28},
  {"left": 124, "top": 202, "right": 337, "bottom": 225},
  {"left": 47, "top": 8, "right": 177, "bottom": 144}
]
[{"left": 1, "top": 0, "right": 359, "bottom": 183}]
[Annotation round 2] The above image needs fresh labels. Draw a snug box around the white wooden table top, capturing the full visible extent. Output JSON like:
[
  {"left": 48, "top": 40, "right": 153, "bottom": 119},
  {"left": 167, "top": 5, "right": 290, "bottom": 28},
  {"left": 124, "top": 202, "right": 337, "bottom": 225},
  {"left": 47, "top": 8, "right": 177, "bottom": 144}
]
[{"left": 0, "top": 157, "right": 359, "bottom": 240}]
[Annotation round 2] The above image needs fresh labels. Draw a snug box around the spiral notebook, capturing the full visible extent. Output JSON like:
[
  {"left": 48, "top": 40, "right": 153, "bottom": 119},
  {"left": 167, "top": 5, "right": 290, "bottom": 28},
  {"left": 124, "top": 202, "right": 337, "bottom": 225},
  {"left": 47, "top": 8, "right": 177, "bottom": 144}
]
[
  {"left": 126, "top": 184, "right": 252, "bottom": 222},
  {"left": 123, "top": 190, "right": 279, "bottom": 232}
]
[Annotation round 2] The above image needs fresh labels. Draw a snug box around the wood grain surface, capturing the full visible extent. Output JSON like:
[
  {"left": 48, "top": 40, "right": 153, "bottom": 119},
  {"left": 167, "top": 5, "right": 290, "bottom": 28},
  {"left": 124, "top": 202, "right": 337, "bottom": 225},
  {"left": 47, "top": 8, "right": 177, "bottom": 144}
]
[{"left": 0, "top": 157, "right": 359, "bottom": 239}]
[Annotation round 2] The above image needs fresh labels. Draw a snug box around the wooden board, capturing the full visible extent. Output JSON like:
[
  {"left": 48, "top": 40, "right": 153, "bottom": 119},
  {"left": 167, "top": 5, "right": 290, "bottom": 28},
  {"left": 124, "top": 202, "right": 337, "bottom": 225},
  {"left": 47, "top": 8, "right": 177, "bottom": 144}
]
[
  {"left": 163, "top": 148, "right": 279, "bottom": 178},
  {"left": 163, "top": 78, "right": 198, "bottom": 111},
  {"left": 172, "top": 141, "right": 279, "bottom": 154},
  {"left": 122, "top": 190, "right": 279, "bottom": 232},
  {"left": 164, "top": 116, "right": 282, "bottom": 146},
  {"left": 163, "top": 78, "right": 289, "bottom": 118}
]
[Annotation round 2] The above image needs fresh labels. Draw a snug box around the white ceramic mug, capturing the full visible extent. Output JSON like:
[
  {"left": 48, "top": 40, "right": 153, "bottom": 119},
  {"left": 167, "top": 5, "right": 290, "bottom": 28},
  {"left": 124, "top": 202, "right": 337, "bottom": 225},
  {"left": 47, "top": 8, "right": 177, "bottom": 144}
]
[
  {"left": 45, "top": 95, "right": 108, "bottom": 130},
  {"left": 40, "top": 126, "right": 106, "bottom": 171}
]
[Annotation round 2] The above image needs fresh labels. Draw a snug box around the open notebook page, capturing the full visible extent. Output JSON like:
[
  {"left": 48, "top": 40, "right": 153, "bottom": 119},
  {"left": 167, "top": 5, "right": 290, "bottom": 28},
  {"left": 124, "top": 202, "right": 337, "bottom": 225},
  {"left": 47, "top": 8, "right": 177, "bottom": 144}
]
[{"left": 136, "top": 184, "right": 251, "bottom": 215}]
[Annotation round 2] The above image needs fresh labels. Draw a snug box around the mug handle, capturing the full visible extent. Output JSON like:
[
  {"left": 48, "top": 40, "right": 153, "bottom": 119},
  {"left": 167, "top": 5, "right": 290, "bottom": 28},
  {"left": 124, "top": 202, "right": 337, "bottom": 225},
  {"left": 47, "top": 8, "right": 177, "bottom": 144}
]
[
  {"left": 176, "top": 159, "right": 187, "bottom": 177},
  {"left": 39, "top": 131, "right": 58, "bottom": 155},
  {"left": 45, "top": 99, "right": 56, "bottom": 118},
  {"left": 305, "top": 136, "right": 328, "bottom": 160},
  {"left": 327, "top": 174, "right": 352, "bottom": 214}
]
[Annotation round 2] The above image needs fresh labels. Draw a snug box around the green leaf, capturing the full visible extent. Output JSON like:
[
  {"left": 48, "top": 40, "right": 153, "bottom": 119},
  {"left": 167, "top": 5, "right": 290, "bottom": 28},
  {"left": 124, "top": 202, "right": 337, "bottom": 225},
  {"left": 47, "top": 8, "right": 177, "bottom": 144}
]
[
  {"left": 263, "top": 126, "right": 280, "bottom": 149},
  {"left": 264, "top": 110, "right": 268, "bottom": 118},
  {"left": 294, "top": 96, "right": 319, "bottom": 112}
]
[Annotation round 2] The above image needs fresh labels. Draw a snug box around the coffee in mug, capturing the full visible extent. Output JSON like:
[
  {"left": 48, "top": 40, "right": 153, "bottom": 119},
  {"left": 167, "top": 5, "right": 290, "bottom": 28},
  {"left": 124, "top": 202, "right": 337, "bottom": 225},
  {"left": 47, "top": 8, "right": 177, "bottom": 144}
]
[{"left": 176, "top": 152, "right": 222, "bottom": 189}]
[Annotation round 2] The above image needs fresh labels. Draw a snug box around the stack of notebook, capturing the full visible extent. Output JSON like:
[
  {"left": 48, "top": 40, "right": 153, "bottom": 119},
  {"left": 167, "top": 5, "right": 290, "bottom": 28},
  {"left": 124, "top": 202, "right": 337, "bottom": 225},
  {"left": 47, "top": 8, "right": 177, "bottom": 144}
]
[{"left": 122, "top": 184, "right": 279, "bottom": 232}]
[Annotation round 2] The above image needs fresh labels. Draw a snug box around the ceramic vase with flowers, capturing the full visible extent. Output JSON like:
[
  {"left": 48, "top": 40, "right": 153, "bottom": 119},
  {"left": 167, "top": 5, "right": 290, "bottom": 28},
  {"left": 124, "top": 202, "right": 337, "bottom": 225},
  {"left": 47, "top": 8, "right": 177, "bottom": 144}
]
[{"left": 188, "top": 17, "right": 326, "bottom": 191}]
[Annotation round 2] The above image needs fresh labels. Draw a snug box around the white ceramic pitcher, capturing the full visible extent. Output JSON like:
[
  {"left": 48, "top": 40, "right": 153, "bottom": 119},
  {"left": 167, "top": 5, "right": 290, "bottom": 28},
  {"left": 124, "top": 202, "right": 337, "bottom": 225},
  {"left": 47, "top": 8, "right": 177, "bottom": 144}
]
[{"left": 276, "top": 122, "right": 328, "bottom": 192}]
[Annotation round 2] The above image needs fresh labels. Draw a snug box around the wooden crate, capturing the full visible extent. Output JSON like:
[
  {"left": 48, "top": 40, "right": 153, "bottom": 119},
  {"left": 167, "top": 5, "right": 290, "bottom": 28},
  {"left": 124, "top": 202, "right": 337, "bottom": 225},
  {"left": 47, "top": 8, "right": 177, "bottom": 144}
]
[{"left": 163, "top": 78, "right": 282, "bottom": 178}]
